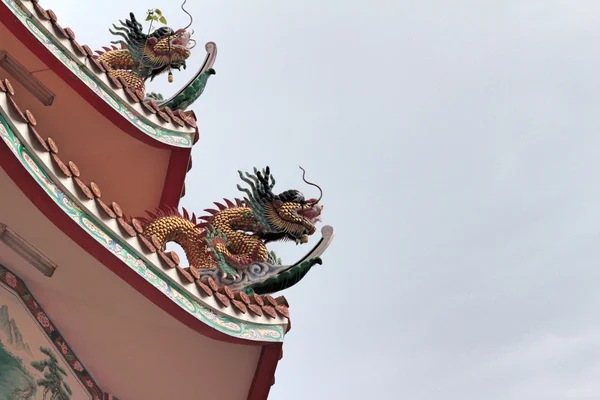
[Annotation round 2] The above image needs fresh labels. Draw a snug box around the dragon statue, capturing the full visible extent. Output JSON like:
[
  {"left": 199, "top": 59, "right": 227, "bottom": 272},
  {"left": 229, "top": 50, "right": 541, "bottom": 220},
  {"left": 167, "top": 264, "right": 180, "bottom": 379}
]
[
  {"left": 140, "top": 167, "right": 331, "bottom": 294},
  {"left": 94, "top": 5, "right": 216, "bottom": 109}
]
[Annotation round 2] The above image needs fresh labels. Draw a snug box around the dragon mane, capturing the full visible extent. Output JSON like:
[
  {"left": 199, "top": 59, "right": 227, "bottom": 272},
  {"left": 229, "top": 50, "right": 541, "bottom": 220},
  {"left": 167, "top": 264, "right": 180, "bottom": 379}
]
[{"left": 108, "top": 12, "right": 186, "bottom": 81}]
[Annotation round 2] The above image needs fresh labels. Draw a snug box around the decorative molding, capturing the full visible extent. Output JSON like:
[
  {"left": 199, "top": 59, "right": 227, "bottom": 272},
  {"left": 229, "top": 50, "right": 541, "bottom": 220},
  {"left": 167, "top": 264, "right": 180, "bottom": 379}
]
[
  {"left": 0, "top": 112, "right": 286, "bottom": 342},
  {"left": 2, "top": 0, "right": 195, "bottom": 148},
  {"left": 0, "top": 50, "right": 55, "bottom": 106},
  {"left": 0, "top": 262, "right": 105, "bottom": 399},
  {"left": 0, "top": 222, "right": 57, "bottom": 277}
]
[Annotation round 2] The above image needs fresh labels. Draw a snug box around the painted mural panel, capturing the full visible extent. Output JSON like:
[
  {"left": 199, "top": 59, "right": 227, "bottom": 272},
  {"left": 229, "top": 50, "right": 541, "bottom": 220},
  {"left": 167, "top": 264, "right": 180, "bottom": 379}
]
[{"left": 0, "top": 283, "right": 91, "bottom": 399}]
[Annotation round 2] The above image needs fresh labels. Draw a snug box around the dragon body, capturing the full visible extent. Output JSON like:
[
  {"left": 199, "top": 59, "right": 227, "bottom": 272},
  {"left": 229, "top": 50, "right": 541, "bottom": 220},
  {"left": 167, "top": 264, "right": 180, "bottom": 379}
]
[
  {"left": 140, "top": 167, "right": 324, "bottom": 286},
  {"left": 94, "top": 13, "right": 193, "bottom": 97}
]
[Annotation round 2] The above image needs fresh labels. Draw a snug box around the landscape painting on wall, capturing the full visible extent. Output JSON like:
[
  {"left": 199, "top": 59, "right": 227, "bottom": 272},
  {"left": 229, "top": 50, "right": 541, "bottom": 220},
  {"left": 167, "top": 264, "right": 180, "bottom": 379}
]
[{"left": 0, "top": 282, "right": 91, "bottom": 400}]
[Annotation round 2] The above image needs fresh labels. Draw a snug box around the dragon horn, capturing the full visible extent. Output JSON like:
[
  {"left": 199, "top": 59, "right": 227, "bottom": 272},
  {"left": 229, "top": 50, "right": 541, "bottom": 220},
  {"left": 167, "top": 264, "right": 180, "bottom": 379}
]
[
  {"left": 299, "top": 166, "right": 323, "bottom": 204},
  {"left": 181, "top": 0, "right": 193, "bottom": 31}
]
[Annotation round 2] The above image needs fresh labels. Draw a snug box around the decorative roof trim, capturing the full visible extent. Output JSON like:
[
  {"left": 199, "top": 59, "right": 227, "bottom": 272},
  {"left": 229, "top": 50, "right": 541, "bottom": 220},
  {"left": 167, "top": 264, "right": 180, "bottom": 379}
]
[
  {"left": 0, "top": 86, "right": 288, "bottom": 342},
  {"left": 0, "top": 262, "right": 105, "bottom": 399},
  {"left": 2, "top": 0, "right": 200, "bottom": 148}
]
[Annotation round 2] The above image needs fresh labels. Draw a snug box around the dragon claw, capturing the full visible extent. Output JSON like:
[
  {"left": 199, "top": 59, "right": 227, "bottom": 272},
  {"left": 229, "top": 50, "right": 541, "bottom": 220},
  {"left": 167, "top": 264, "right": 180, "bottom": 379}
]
[{"left": 221, "top": 271, "right": 240, "bottom": 281}]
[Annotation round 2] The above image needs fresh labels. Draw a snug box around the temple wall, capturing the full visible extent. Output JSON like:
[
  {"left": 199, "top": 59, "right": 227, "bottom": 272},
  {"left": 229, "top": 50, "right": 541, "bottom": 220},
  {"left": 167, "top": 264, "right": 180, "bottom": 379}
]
[{"left": 0, "top": 263, "right": 99, "bottom": 400}]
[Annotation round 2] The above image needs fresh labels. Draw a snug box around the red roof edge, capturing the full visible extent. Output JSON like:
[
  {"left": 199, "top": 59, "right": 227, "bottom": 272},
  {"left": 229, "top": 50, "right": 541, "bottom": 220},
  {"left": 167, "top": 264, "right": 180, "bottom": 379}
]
[
  {"left": 159, "top": 147, "right": 192, "bottom": 208},
  {"left": 247, "top": 343, "right": 283, "bottom": 400}
]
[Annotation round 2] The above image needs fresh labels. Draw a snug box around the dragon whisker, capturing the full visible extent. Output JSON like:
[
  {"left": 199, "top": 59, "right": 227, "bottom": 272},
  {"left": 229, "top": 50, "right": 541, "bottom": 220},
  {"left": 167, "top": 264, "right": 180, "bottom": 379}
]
[{"left": 299, "top": 166, "right": 323, "bottom": 204}]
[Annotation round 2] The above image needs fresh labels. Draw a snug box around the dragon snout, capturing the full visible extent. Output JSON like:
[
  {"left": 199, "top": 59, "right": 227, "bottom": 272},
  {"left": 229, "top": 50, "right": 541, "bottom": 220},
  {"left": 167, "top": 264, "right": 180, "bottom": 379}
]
[
  {"left": 171, "top": 31, "right": 191, "bottom": 48},
  {"left": 297, "top": 203, "right": 323, "bottom": 223}
]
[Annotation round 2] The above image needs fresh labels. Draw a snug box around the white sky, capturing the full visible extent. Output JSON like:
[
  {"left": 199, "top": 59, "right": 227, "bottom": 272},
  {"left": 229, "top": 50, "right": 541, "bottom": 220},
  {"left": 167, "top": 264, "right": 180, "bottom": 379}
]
[{"left": 46, "top": 0, "right": 600, "bottom": 399}]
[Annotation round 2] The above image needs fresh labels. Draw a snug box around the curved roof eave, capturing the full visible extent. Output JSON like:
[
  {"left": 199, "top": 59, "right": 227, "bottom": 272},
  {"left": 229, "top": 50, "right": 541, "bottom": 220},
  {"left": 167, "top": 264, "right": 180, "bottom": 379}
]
[
  {"left": 0, "top": 90, "right": 290, "bottom": 347},
  {"left": 0, "top": 0, "right": 199, "bottom": 149},
  {"left": 0, "top": 89, "right": 286, "bottom": 396},
  {"left": 0, "top": 0, "right": 205, "bottom": 207}
]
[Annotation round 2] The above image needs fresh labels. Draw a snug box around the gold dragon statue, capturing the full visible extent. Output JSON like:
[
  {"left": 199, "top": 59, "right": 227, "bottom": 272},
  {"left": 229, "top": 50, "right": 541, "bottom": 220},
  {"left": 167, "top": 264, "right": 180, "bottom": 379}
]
[
  {"left": 93, "top": 11, "right": 194, "bottom": 97},
  {"left": 139, "top": 167, "right": 328, "bottom": 294}
]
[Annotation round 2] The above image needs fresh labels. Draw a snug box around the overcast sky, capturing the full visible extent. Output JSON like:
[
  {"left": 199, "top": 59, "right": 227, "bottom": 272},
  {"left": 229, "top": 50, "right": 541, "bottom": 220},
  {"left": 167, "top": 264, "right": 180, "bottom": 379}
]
[{"left": 48, "top": 0, "right": 600, "bottom": 398}]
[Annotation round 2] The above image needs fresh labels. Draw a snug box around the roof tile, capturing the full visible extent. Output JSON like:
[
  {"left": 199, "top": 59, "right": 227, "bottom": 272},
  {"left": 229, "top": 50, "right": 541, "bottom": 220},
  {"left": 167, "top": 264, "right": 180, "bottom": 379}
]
[
  {"left": 2, "top": 79, "right": 14, "bottom": 96},
  {"left": 275, "top": 305, "right": 289, "bottom": 319},
  {"left": 141, "top": 101, "right": 156, "bottom": 114},
  {"left": 214, "top": 292, "right": 231, "bottom": 308},
  {"left": 264, "top": 295, "right": 278, "bottom": 308},
  {"left": 137, "top": 234, "right": 156, "bottom": 253},
  {"left": 108, "top": 75, "right": 123, "bottom": 89},
  {"left": 96, "top": 198, "right": 117, "bottom": 219},
  {"left": 176, "top": 266, "right": 195, "bottom": 284},
  {"left": 89, "top": 182, "right": 102, "bottom": 198},
  {"left": 196, "top": 280, "right": 213, "bottom": 297},
  {"left": 116, "top": 217, "right": 136, "bottom": 237},
  {"left": 45, "top": 9, "right": 58, "bottom": 23},
  {"left": 204, "top": 277, "right": 219, "bottom": 292},
  {"left": 89, "top": 57, "right": 105, "bottom": 73},
  {"left": 50, "top": 154, "right": 71, "bottom": 177},
  {"left": 232, "top": 300, "right": 247, "bottom": 314},
  {"left": 134, "top": 89, "right": 145, "bottom": 103},
  {"left": 248, "top": 304, "right": 263, "bottom": 317},
  {"left": 148, "top": 100, "right": 161, "bottom": 113},
  {"left": 67, "top": 161, "right": 80, "bottom": 177},
  {"left": 29, "top": 126, "right": 49, "bottom": 151},
  {"left": 25, "top": 110, "right": 37, "bottom": 126},
  {"left": 70, "top": 40, "right": 86, "bottom": 57},
  {"left": 32, "top": 3, "right": 50, "bottom": 20},
  {"left": 157, "top": 111, "right": 171, "bottom": 123},
  {"left": 218, "top": 285, "right": 235, "bottom": 300},
  {"left": 64, "top": 27, "right": 76, "bottom": 40},
  {"left": 82, "top": 45, "right": 94, "bottom": 58},
  {"left": 150, "top": 235, "right": 162, "bottom": 250},
  {"left": 50, "top": 22, "right": 68, "bottom": 39},
  {"left": 74, "top": 177, "right": 94, "bottom": 200},
  {"left": 250, "top": 293, "right": 265, "bottom": 307},
  {"left": 123, "top": 87, "right": 139, "bottom": 103},
  {"left": 157, "top": 251, "right": 176, "bottom": 269},
  {"left": 46, "top": 137, "right": 59, "bottom": 154},
  {"left": 7, "top": 96, "right": 27, "bottom": 122},
  {"left": 262, "top": 305, "right": 277, "bottom": 319},
  {"left": 234, "top": 291, "right": 250, "bottom": 305},
  {"left": 110, "top": 202, "right": 123, "bottom": 217}
]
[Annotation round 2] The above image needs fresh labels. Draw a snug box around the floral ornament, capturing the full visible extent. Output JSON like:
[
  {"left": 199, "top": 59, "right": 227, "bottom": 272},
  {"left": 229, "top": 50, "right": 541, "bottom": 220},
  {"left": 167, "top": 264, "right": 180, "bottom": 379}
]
[
  {"left": 58, "top": 341, "right": 68, "bottom": 355},
  {"left": 73, "top": 360, "right": 84, "bottom": 372},
  {"left": 5, "top": 272, "right": 17, "bottom": 288},
  {"left": 85, "top": 377, "right": 94, "bottom": 388},
  {"left": 36, "top": 311, "right": 54, "bottom": 332}
]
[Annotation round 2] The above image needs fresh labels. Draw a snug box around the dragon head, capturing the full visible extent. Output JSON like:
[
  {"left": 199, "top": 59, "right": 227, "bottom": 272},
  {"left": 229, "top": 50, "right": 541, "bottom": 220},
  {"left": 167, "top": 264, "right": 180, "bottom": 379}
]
[
  {"left": 238, "top": 167, "right": 324, "bottom": 244},
  {"left": 110, "top": 13, "right": 193, "bottom": 81},
  {"left": 144, "top": 27, "right": 192, "bottom": 74}
]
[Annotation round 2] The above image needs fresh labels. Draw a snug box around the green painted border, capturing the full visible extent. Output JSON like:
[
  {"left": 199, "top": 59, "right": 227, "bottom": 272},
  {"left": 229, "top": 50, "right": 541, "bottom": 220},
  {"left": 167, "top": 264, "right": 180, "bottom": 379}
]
[
  {"left": 0, "top": 114, "right": 285, "bottom": 342},
  {"left": 3, "top": 0, "right": 194, "bottom": 148}
]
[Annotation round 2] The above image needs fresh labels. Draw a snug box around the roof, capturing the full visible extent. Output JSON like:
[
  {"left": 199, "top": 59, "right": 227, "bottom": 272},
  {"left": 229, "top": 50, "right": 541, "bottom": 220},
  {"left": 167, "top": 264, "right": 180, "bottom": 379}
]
[
  {"left": 0, "top": 76, "right": 291, "bottom": 327},
  {"left": 0, "top": 0, "right": 221, "bottom": 208},
  {"left": 0, "top": 77, "right": 285, "bottom": 399},
  {"left": 16, "top": 0, "right": 202, "bottom": 135}
]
